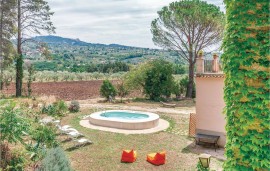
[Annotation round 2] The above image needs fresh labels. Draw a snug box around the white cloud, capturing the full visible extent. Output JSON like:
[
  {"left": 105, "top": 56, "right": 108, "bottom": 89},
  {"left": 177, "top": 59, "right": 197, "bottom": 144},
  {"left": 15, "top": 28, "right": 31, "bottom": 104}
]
[{"left": 46, "top": 0, "right": 224, "bottom": 48}]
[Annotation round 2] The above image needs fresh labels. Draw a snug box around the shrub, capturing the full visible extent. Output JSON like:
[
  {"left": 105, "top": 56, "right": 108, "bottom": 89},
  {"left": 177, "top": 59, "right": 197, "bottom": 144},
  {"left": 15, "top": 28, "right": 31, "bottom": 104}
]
[
  {"left": 172, "top": 80, "right": 181, "bottom": 99},
  {"left": 41, "top": 100, "right": 68, "bottom": 117},
  {"left": 7, "top": 149, "right": 28, "bottom": 171},
  {"left": 124, "top": 62, "right": 151, "bottom": 91},
  {"left": 100, "top": 80, "right": 117, "bottom": 101},
  {"left": 37, "top": 147, "right": 72, "bottom": 171},
  {"left": 41, "top": 104, "right": 56, "bottom": 116},
  {"left": 0, "top": 100, "right": 29, "bottom": 144},
  {"left": 68, "top": 100, "right": 80, "bottom": 113},
  {"left": 30, "top": 124, "right": 58, "bottom": 149},
  {"left": 144, "top": 60, "right": 174, "bottom": 101},
  {"left": 117, "top": 81, "right": 129, "bottom": 102},
  {"left": 173, "top": 76, "right": 196, "bottom": 98}
]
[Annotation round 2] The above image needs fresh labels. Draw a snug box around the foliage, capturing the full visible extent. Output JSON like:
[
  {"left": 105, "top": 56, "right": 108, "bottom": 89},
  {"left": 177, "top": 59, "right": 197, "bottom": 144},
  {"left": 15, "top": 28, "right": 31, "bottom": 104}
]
[
  {"left": 68, "top": 100, "right": 80, "bottom": 113},
  {"left": 0, "top": 0, "right": 16, "bottom": 90},
  {"left": 15, "top": 0, "right": 55, "bottom": 96},
  {"left": 25, "top": 62, "right": 35, "bottom": 97},
  {"left": 144, "top": 60, "right": 174, "bottom": 100},
  {"left": 27, "top": 124, "right": 58, "bottom": 162},
  {"left": 6, "top": 149, "right": 28, "bottom": 171},
  {"left": 124, "top": 62, "right": 152, "bottom": 91},
  {"left": 37, "top": 147, "right": 72, "bottom": 171},
  {"left": 116, "top": 81, "right": 129, "bottom": 102},
  {"left": 100, "top": 80, "right": 117, "bottom": 101},
  {"left": 222, "top": 0, "right": 269, "bottom": 170},
  {"left": 41, "top": 100, "right": 68, "bottom": 117},
  {"left": 86, "top": 61, "right": 130, "bottom": 73},
  {"left": 173, "top": 64, "right": 187, "bottom": 74},
  {"left": 0, "top": 100, "right": 29, "bottom": 144},
  {"left": 151, "top": 0, "right": 225, "bottom": 97},
  {"left": 30, "top": 124, "right": 58, "bottom": 149},
  {"left": 0, "top": 144, "right": 28, "bottom": 171}
]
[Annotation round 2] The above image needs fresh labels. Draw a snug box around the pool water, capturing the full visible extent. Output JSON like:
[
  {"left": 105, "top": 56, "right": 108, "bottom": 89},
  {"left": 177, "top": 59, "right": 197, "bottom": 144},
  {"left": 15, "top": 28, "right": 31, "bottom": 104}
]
[{"left": 100, "top": 111, "right": 149, "bottom": 120}]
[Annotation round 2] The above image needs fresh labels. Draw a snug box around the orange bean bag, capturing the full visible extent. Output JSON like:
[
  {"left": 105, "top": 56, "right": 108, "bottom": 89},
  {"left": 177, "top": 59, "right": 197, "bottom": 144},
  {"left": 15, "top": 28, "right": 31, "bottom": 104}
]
[
  {"left": 121, "top": 149, "right": 137, "bottom": 163},
  {"left": 147, "top": 151, "right": 166, "bottom": 166}
]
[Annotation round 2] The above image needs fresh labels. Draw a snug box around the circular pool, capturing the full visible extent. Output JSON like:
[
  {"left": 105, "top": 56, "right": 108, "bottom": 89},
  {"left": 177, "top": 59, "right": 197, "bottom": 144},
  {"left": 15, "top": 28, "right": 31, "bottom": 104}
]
[{"left": 89, "top": 110, "right": 159, "bottom": 130}]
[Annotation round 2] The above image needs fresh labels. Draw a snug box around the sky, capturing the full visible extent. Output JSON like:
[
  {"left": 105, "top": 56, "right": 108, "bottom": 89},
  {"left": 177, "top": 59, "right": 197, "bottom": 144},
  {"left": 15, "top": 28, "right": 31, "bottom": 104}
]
[{"left": 46, "top": 0, "right": 225, "bottom": 48}]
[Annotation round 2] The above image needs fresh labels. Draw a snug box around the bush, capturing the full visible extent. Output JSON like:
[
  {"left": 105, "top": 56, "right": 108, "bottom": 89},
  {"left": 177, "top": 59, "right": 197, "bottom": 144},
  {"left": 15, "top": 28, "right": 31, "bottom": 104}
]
[
  {"left": 172, "top": 76, "right": 196, "bottom": 98},
  {"left": 100, "top": 80, "right": 117, "bottom": 101},
  {"left": 37, "top": 147, "right": 72, "bottom": 171},
  {"left": 68, "top": 100, "right": 80, "bottom": 113},
  {"left": 30, "top": 124, "right": 59, "bottom": 149},
  {"left": 144, "top": 60, "right": 174, "bottom": 101},
  {"left": 117, "top": 81, "right": 129, "bottom": 102},
  {"left": 7, "top": 149, "right": 28, "bottom": 171},
  {"left": 41, "top": 100, "right": 68, "bottom": 117}
]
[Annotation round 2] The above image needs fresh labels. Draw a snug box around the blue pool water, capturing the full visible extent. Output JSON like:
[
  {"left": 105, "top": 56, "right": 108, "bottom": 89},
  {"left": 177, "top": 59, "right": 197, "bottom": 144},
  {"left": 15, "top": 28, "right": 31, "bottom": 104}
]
[{"left": 100, "top": 111, "right": 149, "bottom": 120}]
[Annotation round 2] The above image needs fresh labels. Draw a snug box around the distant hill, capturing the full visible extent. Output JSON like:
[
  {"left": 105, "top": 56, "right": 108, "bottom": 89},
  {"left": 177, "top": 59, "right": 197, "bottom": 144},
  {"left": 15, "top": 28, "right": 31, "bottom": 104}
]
[{"left": 33, "top": 35, "right": 132, "bottom": 48}]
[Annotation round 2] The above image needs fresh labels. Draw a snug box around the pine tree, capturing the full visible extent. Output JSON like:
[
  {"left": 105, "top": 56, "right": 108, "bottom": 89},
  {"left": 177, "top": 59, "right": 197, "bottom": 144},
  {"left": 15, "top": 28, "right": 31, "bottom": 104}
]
[
  {"left": 0, "top": 0, "right": 16, "bottom": 90},
  {"left": 15, "top": 0, "right": 55, "bottom": 97}
]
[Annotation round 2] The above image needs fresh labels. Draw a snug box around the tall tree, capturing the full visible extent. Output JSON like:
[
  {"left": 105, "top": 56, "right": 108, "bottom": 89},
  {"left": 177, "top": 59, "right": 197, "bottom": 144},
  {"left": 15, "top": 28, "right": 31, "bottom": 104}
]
[
  {"left": 151, "top": 0, "right": 224, "bottom": 98},
  {"left": 222, "top": 0, "right": 269, "bottom": 170},
  {"left": 0, "top": 0, "right": 16, "bottom": 90},
  {"left": 15, "top": 0, "right": 55, "bottom": 96}
]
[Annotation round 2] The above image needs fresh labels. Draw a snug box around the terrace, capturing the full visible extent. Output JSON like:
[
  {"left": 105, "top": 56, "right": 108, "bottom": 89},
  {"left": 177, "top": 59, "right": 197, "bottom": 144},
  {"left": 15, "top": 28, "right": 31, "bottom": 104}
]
[{"left": 196, "top": 52, "right": 224, "bottom": 76}]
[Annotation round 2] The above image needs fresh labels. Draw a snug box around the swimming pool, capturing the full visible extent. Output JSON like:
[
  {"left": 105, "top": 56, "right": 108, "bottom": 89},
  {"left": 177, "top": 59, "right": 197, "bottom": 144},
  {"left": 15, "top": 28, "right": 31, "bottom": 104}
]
[
  {"left": 100, "top": 111, "right": 149, "bottom": 120},
  {"left": 89, "top": 110, "right": 159, "bottom": 130}
]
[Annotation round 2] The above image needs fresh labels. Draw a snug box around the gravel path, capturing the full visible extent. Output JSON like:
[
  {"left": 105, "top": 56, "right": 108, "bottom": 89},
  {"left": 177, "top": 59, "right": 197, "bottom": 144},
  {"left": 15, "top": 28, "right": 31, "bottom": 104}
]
[{"left": 78, "top": 99, "right": 195, "bottom": 115}]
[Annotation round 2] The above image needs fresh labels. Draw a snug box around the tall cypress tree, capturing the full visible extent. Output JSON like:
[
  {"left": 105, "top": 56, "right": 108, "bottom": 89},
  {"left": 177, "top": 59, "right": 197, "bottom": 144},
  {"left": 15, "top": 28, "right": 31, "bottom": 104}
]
[
  {"left": 16, "top": 0, "right": 55, "bottom": 96},
  {"left": 222, "top": 0, "right": 269, "bottom": 170}
]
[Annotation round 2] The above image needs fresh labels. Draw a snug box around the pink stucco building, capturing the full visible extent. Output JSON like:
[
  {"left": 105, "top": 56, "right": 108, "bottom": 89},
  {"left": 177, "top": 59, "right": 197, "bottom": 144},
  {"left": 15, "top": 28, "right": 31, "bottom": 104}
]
[{"left": 195, "top": 53, "right": 226, "bottom": 147}]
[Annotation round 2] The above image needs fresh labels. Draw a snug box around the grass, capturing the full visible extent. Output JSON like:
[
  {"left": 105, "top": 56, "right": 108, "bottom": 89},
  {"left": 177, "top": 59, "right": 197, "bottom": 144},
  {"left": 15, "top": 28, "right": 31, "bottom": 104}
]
[{"left": 58, "top": 107, "right": 223, "bottom": 171}]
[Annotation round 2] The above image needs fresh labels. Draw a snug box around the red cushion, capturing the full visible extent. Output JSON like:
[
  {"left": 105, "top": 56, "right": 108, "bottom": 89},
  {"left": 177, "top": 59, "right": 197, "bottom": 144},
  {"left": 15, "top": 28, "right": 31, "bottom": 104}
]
[
  {"left": 121, "top": 150, "right": 137, "bottom": 163},
  {"left": 147, "top": 151, "right": 166, "bottom": 166}
]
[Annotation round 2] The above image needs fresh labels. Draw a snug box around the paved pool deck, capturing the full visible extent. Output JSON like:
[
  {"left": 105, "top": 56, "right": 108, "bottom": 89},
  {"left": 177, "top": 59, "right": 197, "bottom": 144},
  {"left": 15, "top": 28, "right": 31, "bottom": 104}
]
[{"left": 80, "top": 118, "right": 169, "bottom": 134}]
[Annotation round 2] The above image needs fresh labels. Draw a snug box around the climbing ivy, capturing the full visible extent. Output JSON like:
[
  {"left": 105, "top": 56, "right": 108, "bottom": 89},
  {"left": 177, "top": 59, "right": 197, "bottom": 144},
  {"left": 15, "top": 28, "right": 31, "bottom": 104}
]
[{"left": 222, "top": 0, "right": 269, "bottom": 170}]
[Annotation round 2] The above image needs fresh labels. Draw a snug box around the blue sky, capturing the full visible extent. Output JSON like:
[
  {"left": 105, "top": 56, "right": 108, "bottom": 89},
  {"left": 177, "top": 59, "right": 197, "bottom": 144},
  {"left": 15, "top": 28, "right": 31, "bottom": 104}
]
[{"left": 47, "top": 0, "right": 225, "bottom": 48}]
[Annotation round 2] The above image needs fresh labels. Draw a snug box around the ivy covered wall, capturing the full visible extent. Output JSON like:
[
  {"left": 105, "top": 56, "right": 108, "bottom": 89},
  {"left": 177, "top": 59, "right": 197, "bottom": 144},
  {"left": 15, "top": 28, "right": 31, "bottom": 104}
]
[{"left": 222, "top": 0, "right": 269, "bottom": 170}]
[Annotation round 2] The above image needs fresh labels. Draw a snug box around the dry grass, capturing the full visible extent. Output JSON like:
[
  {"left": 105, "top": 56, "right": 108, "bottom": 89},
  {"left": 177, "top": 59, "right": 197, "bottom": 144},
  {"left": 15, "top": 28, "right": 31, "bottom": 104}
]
[{"left": 59, "top": 107, "right": 223, "bottom": 171}]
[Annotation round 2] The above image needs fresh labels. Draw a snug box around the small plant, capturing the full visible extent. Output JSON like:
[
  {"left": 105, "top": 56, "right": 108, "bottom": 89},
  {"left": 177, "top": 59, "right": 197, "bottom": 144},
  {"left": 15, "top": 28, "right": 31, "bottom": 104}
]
[
  {"left": 41, "top": 100, "right": 68, "bottom": 117},
  {"left": 100, "top": 80, "right": 117, "bottom": 101},
  {"left": 37, "top": 147, "right": 72, "bottom": 171},
  {"left": 117, "top": 81, "right": 129, "bottom": 102},
  {"left": 30, "top": 124, "right": 59, "bottom": 149},
  {"left": 68, "top": 100, "right": 80, "bottom": 112},
  {"left": 54, "top": 100, "right": 68, "bottom": 116},
  {"left": 6, "top": 149, "right": 28, "bottom": 171},
  {"left": 41, "top": 104, "right": 56, "bottom": 116},
  {"left": 26, "top": 62, "right": 35, "bottom": 97}
]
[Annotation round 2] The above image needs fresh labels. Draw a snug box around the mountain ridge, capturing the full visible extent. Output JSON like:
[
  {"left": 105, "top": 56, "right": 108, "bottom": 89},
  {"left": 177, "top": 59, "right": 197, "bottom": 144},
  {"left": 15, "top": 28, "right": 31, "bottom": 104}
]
[{"left": 33, "top": 35, "right": 145, "bottom": 49}]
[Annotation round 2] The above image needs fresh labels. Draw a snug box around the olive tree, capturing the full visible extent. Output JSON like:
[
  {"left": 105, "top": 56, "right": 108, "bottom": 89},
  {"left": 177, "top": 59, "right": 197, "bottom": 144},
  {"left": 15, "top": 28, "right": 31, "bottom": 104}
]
[{"left": 151, "top": 0, "right": 225, "bottom": 97}]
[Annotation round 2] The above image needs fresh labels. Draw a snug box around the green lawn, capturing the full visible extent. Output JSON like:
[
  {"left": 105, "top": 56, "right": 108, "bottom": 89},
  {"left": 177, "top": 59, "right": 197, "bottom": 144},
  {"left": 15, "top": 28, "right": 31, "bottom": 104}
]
[{"left": 59, "top": 108, "right": 223, "bottom": 171}]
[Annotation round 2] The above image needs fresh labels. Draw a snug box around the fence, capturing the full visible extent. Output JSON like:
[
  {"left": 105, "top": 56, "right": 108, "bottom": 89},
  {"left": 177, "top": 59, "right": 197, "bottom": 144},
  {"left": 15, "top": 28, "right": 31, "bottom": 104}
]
[
  {"left": 189, "top": 113, "right": 196, "bottom": 137},
  {"left": 204, "top": 59, "right": 223, "bottom": 73}
]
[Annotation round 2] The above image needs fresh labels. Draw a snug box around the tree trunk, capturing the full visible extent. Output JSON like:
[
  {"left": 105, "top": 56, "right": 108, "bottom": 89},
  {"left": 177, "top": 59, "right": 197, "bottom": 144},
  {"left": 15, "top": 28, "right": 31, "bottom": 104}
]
[
  {"left": 0, "top": 0, "right": 4, "bottom": 90},
  {"left": 186, "top": 46, "right": 195, "bottom": 98},
  {"left": 186, "top": 62, "right": 194, "bottom": 98},
  {"left": 16, "top": 0, "right": 22, "bottom": 97}
]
